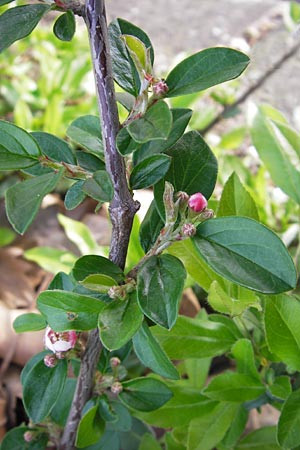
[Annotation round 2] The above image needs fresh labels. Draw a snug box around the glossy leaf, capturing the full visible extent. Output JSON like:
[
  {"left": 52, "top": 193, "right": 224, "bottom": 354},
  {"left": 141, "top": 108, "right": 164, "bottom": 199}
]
[
  {"left": 134, "top": 108, "right": 192, "bottom": 164},
  {"left": 250, "top": 106, "right": 300, "bottom": 204},
  {"left": 130, "top": 154, "right": 171, "bottom": 189},
  {"left": 137, "top": 254, "right": 186, "bottom": 329},
  {"left": 64, "top": 181, "right": 87, "bottom": 210},
  {"left": 76, "top": 404, "right": 105, "bottom": 448},
  {"left": 128, "top": 101, "right": 172, "bottom": 143},
  {"left": 235, "top": 426, "right": 281, "bottom": 450},
  {"left": 6, "top": 170, "right": 63, "bottom": 234},
  {"left": 231, "top": 339, "right": 260, "bottom": 380},
  {"left": 80, "top": 274, "right": 116, "bottom": 292},
  {"left": 0, "top": 120, "right": 41, "bottom": 170},
  {"left": 264, "top": 294, "right": 300, "bottom": 371},
  {"left": 217, "top": 172, "right": 259, "bottom": 219},
  {"left": 23, "top": 359, "right": 67, "bottom": 423},
  {"left": 193, "top": 216, "right": 297, "bottom": 293},
  {"left": 120, "top": 377, "right": 172, "bottom": 411},
  {"left": 0, "top": 426, "right": 48, "bottom": 450},
  {"left": 37, "top": 290, "right": 106, "bottom": 331},
  {"left": 133, "top": 321, "right": 179, "bottom": 380},
  {"left": 116, "top": 127, "right": 141, "bottom": 156},
  {"left": 66, "top": 115, "right": 104, "bottom": 157},
  {"left": 165, "top": 47, "right": 249, "bottom": 97},
  {"left": 53, "top": 11, "right": 76, "bottom": 42},
  {"left": 139, "top": 200, "right": 164, "bottom": 253},
  {"left": 108, "top": 18, "right": 154, "bottom": 96},
  {"left": 0, "top": 4, "right": 50, "bottom": 53},
  {"left": 31, "top": 131, "right": 76, "bottom": 164},
  {"left": 76, "top": 150, "right": 105, "bottom": 172},
  {"left": 98, "top": 293, "right": 143, "bottom": 350},
  {"left": 122, "top": 34, "right": 148, "bottom": 73},
  {"left": 21, "top": 351, "right": 50, "bottom": 386},
  {"left": 152, "top": 315, "right": 238, "bottom": 359},
  {"left": 72, "top": 255, "right": 124, "bottom": 283},
  {"left": 221, "top": 405, "right": 249, "bottom": 448},
  {"left": 154, "top": 131, "right": 218, "bottom": 218},
  {"left": 187, "top": 402, "right": 239, "bottom": 450},
  {"left": 277, "top": 389, "right": 300, "bottom": 448},
  {"left": 82, "top": 170, "right": 114, "bottom": 202},
  {"left": 50, "top": 378, "right": 77, "bottom": 426},
  {"left": 203, "top": 371, "right": 265, "bottom": 402},
  {"left": 269, "top": 376, "right": 291, "bottom": 401},
  {"left": 13, "top": 313, "right": 46, "bottom": 333}
]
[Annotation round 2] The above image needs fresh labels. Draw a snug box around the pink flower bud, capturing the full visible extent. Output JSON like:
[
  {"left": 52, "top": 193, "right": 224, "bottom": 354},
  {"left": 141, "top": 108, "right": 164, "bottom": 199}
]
[
  {"left": 24, "top": 431, "right": 35, "bottom": 443},
  {"left": 44, "top": 353, "right": 58, "bottom": 368},
  {"left": 110, "top": 357, "right": 121, "bottom": 368},
  {"left": 111, "top": 381, "right": 123, "bottom": 395},
  {"left": 188, "top": 193, "right": 208, "bottom": 213},
  {"left": 153, "top": 80, "right": 168, "bottom": 97},
  {"left": 44, "top": 326, "right": 77, "bottom": 355}
]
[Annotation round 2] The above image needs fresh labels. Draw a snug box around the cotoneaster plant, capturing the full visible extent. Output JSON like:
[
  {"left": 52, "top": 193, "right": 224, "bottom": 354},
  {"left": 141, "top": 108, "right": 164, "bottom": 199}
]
[{"left": 0, "top": 1, "right": 299, "bottom": 449}]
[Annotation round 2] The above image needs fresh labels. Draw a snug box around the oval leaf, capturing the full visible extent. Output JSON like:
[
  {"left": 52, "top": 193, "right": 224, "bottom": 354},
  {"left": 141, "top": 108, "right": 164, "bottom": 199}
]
[
  {"left": 66, "top": 115, "right": 104, "bottom": 157},
  {"left": 0, "top": 426, "right": 48, "bottom": 450},
  {"left": 133, "top": 321, "right": 179, "bottom": 380},
  {"left": 72, "top": 255, "right": 124, "bottom": 284},
  {"left": 130, "top": 154, "right": 171, "bottom": 189},
  {"left": 13, "top": 313, "right": 47, "bottom": 333},
  {"left": 128, "top": 101, "right": 172, "bottom": 144},
  {"left": 203, "top": 372, "right": 265, "bottom": 402},
  {"left": 53, "top": 11, "right": 76, "bottom": 42},
  {"left": 165, "top": 47, "right": 249, "bottom": 97},
  {"left": 82, "top": 170, "right": 113, "bottom": 202},
  {"left": 76, "top": 404, "right": 105, "bottom": 448},
  {"left": 277, "top": 388, "right": 300, "bottom": 448},
  {"left": 193, "top": 216, "right": 297, "bottom": 293},
  {"left": 98, "top": 293, "right": 143, "bottom": 350},
  {"left": 0, "top": 4, "right": 50, "bottom": 53},
  {"left": 0, "top": 121, "right": 41, "bottom": 170},
  {"left": 23, "top": 359, "right": 67, "bottom": 423},
  {"left": 154, "top": 131, "right": 218, "bottom": 219},
  {"left": 137, "top": 254, "right": 186, "bottom": 329},
  {"left": 5, "top": 170, "right": 63, "bottom": 234},
  {"left": 119, "top": 377, "right": 173, "bottom": 411}
]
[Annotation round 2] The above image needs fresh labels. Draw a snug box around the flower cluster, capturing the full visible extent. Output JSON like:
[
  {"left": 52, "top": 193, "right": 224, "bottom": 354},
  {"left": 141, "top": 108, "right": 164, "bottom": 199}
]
[{"left": 44, "top": 326, "right": 78, "bottom": 367}]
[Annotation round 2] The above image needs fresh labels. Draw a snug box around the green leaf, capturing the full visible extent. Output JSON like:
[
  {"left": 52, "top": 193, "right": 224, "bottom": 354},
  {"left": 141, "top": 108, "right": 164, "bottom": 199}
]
[
  {"left": 76, "top": 150, "right": 105, "bottom": 172},
  {"left": 107, "top": 401, "right": 132, "bottom": 432},
  {"left": 165, "top": 47, "right": 249, "bottom": 97},
  {"left": 98, "top": 293, "right": 143, "bottom": 350},
  {"left": 217, "top": 172, "right": 259, "bottom": 219},
  {"left": 0, "top": 426, "right": 48, "bottom": 450},
  {"left": 277, "top": 389, "right": 300, "bottom": 448},
  {"left": 219, "top": 126, "right": 246, "bottom": 150},
  {"left": 23, "top": 359, "right": 67, "bottom": 423},
  {"left": 139, "top": 200, "right": 164, "bottom": 253},
  {"left": 122, "top": 34, "right": 148, "bottom": 73},
  {"left": 72, "top": 255, "right": 124, "bottom": 284},
  {"left": 31, "top": 131, "right": 76, "bottom": 171},
  {"left": 80, "top": 274, "right": 116, "bottom": 292},
  {"left": 66, "top": 115, "right": 104, "bottom": 157},
  {"left": 152, "top": 315, "right": 239, "bottom": 359},
  {"left": 37, "top": 290, "right": 106, "bottom": 331},
  {"left": 235, "top": 426, "right": 281, "bottom": 450},
  {"left": 208, "top": 280, "right": 260, "bottom": 316},
  {"left": 221, "top": 405, "right": 248, "bottom": 448},
  {"left": 5, "top": 170, "right": 63, "bottom": 234},
  {"left": 24, "top": 246, "right": 76, "bottom": 274},
  {"left": 250, "top": 106, "right": 300, "bottom": 204},
  {"left": 64, "top": 181, "right": 87, "bottom": 210},
  {"left": 108, "top": 18, "right": 154, "bottom": 96},
  {"left": 203, "top": 371, "right": 265, "bottom": 402},
  {"left": 0, "top": 121, "right": 41, "bottom": 170},
  {"left": 154, "top": 131, "right": 218, "bottom": 218},
  {"left": 13, "top": 313, "right": 46, "bottom": 333},
  {"left": 128, "top": 101, "right": 172, "bottom": 144},
  {"left": 193, "top": 216, "right": 297, "bottom": 293},
  {"left": 184, "top": 358, "right": 211, "bottom": 390},
  {"left": 136, "top": 382, "right": 217, "bottom": 428},
  {"left": 269, "top": 376, "right": 291, "bottom": 401},
  {"left": 76, "top": 403, "right": 105, "bottom": 448},
  {"left": 50, "top": 378, "right": 77, "bottom": 426},
  {"left": 82, "top": 170, "right": 114, "bottom": 202},
  {"left": 58, "top": 213, "right": 100, "bottom": 255},
  {"left": 231, "top": 339, "right": 260, "bottom": 380},
  {"left": 0, "top": 0, "right": 15, "bottom": 5},
  {"left": 264, "top": 294, "right": 300, "bottom": 371},
  {"left": 133, "top": 321, "right": 179, "bottom": 380},
  {"left": 130, "top": 154, "right": 171, "bottom": 189},
  {"left": 116, "top": 127, "right": 141, "bottom": 156},
  {"left": 0, "top": 227, "right": 15, "bottom": 247},
  {"left": 133, "top": 108, "right": 192, "bottom": 164},
  {"left": 21, "top": 351, "right": 50, "bottom": 386},
  {"left": 139, "top": 433, "right": 161, "bottom": 450},
  {"left": 0, "top": 4, "right": 50, "bottom": 53},
  {"left": 137, "top": 254, "right": 186, "bottom": 329},
  {"left": 126, "top": 214, "right": 145, "bottom": 271},
  {"left": 187, "top": 402, "right": 239, "bottom": 450},
  {"left": 53, "top": 11, "right": 76, "bottom": 42},
  {"left": 120, "top": 377, "right": 173, "bottom": 411}
]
